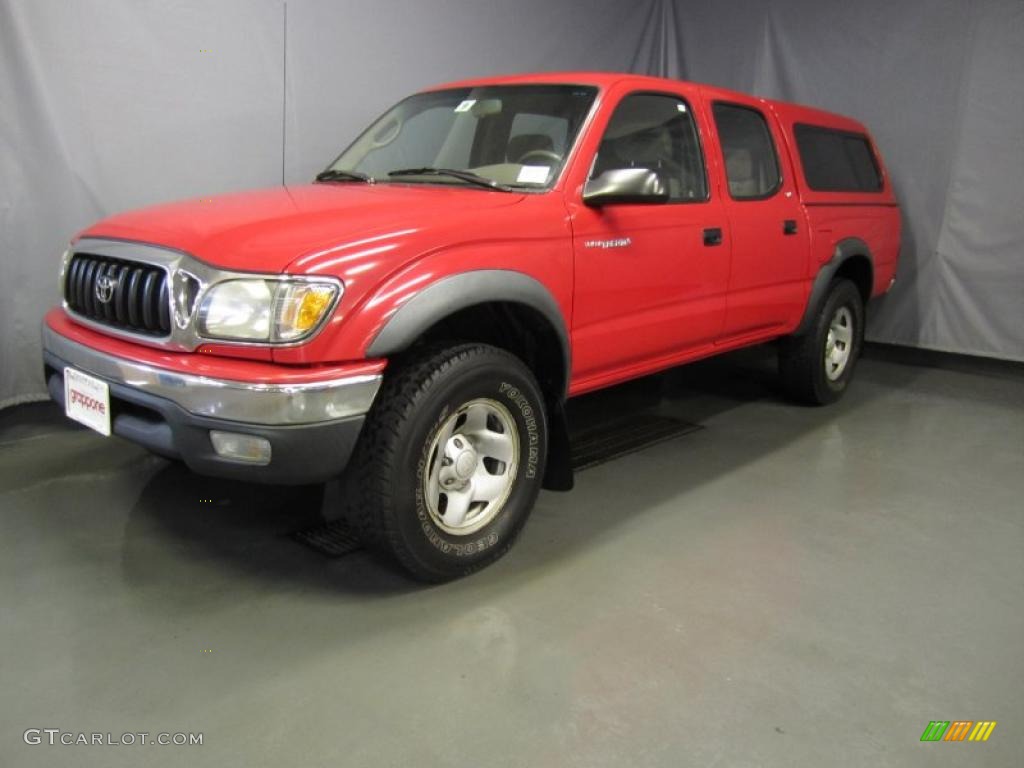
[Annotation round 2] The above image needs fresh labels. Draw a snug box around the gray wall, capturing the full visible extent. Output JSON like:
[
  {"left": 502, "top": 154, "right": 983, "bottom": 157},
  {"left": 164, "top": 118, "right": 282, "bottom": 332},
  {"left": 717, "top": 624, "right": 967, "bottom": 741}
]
[
  {"left": 653, "top": 0, "right": 1024, "bottom": 365},
  {"left": 2, "top": 0, "right": 1021, "bottom": 408},
  {"left": 1, "top": 0, "right": 286, "bottom": 407},
  {"left": 0, "top": 0, "right": 662, "bottom": 408}
]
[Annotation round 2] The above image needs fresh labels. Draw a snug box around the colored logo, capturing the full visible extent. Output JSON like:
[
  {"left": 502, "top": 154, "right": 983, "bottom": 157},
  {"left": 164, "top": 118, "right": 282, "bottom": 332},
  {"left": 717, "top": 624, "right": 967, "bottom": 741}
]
[{"left": 920, "top": 721, "right": 997, "bottom": 742}]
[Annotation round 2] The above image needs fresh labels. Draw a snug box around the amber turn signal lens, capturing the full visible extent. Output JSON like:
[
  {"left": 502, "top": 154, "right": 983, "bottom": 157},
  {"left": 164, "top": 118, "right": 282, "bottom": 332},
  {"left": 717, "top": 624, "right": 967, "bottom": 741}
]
[
  {"left": 273, "top": 282, "right": 340, "bottom": 341},
  {"left": 296, "top": 287, "right": 334, "bottom": 331}
]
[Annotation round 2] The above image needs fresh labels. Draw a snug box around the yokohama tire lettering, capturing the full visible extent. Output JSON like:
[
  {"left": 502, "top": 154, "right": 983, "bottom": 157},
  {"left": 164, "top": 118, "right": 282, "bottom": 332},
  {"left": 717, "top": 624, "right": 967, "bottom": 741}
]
[{"left": 499, "top": 382, "right": 539, "bottom": 479}]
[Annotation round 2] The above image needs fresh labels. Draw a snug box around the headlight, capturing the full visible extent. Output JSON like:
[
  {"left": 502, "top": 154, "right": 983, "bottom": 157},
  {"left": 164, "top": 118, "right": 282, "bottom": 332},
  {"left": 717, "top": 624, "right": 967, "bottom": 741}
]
[{"left": 197, "top": 279, "right": 341, "bottom": 343}]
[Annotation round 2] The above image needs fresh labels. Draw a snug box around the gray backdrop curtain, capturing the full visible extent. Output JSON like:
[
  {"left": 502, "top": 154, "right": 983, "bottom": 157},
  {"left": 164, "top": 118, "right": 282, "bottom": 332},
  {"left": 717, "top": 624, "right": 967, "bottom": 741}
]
[{"left": 2, "top": 0, "right": 1021, "bottom": 408}]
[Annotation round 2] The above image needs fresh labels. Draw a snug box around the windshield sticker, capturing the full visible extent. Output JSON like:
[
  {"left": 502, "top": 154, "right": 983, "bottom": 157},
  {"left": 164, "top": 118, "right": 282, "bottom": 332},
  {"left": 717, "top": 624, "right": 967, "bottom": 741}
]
[
  {"left": 517, "top": 165, "right": 550, "bottom": 184},
  {"left": 454, "top": 99, "right": 477, "bottom": 113}
]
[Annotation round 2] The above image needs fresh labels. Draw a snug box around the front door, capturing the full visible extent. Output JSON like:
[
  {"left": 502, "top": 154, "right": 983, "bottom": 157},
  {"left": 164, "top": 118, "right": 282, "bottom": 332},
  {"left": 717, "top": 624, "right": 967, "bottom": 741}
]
[{"left": 567, "top": 87, "right": 729, "bottom": 389}]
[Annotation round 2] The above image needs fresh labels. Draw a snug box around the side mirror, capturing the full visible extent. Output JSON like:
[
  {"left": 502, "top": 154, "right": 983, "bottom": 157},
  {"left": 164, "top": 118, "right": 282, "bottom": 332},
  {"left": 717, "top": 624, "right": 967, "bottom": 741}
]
[{"left": 583, "top": 168, "right": 669, "bottom": 206}]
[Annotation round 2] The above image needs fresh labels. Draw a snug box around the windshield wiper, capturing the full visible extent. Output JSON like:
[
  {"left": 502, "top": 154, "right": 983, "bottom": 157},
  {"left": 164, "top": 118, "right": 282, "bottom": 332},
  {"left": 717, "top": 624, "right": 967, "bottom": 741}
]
[
  {"left": 387, "top": 167, "right": 512, "bottom": 192},
  {"left": 315, "top": 168, "right": 374, "bottom": 183}
]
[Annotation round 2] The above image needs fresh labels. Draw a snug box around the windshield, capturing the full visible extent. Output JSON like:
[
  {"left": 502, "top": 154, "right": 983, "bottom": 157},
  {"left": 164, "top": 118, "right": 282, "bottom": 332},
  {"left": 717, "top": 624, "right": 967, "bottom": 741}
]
[{"left": 323, "top": 84, "right": 598, "bottom": 190}]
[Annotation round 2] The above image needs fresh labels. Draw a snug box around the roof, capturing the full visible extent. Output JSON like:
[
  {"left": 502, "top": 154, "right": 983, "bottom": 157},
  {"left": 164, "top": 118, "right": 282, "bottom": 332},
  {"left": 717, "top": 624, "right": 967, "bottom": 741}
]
[
  {"left": 423, "top": 71, "right": 868, "bottom": 135},
  {"left": 429, "top": 71, "right": 660, "bottom": 90}
]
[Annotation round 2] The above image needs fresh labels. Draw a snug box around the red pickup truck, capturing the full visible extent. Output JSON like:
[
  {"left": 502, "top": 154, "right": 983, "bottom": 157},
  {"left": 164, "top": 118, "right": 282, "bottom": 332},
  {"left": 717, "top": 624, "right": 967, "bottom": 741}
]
[{"left": 43, "top": 72, "right": 900, "bottom": 580}]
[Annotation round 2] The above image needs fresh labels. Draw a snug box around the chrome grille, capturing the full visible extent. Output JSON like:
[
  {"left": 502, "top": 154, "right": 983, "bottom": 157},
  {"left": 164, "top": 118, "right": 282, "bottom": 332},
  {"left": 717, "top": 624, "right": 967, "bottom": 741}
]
[{"left": 64, "top": 253, "right": 170, "bottom": 336}]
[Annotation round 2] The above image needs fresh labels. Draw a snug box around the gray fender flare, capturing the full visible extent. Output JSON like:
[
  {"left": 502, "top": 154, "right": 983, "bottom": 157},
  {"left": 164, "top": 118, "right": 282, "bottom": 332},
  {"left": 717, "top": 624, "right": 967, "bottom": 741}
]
[
  {"left": 794, "top": 237, "right": 874, "bottom": 336},
  {"left": 366, "top": 269, "right": 571, "bottom": 396}
]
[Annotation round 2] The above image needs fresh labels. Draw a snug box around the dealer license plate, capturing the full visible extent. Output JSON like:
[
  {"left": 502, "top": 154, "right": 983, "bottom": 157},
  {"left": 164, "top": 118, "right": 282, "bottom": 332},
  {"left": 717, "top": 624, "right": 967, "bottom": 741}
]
[{"left": 64, "top": 367, "right": 111, "bottom": 436}]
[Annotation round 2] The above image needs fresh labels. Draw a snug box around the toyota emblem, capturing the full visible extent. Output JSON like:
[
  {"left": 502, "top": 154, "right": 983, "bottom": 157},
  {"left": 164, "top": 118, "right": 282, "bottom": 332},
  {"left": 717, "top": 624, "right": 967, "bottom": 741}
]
[{"left": 95, "top": 274, "right": 118, "bottom": 304}]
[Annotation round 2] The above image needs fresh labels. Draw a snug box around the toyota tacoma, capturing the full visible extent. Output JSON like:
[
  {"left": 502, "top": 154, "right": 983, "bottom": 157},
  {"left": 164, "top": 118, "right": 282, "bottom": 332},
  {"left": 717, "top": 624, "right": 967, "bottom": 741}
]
[{"left": 42, "top": 73, "right": 901, "bottom": 580}]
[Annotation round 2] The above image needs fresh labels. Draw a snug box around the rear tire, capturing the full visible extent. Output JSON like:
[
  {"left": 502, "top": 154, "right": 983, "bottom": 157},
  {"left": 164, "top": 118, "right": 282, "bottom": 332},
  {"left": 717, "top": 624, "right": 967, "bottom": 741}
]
[
  {"left": 348, "top": 343, "right": 547, "bottom": 582},
  {"left": 779, "top": 279, "right": 864, "bottom": 405}
]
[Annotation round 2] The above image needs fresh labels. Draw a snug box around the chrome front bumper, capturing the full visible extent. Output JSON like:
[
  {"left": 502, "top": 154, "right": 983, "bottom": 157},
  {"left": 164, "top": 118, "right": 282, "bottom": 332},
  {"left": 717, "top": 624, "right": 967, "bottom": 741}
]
[
  {"left": 41, "top": 323, "right": 381, "bottom": 427},
  {"left": 42, "top": 322, "right": 383, "bottom": 483}
]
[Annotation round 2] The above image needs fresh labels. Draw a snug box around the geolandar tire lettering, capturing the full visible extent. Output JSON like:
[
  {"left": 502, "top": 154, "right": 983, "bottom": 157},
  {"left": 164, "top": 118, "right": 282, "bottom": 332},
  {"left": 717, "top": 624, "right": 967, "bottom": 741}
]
[
  {"left": 346, "top": 343, "right": 548, "bottom": 582},
  {"left": 779, "top": 278, "right": 865, "bottom": 405}
]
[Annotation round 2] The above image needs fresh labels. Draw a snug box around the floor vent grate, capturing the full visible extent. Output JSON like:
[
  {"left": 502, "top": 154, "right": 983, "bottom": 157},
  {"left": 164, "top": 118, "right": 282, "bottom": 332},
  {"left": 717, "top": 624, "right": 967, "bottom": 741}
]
[{"left": 291, "top": 519, "right": 362, "bottom": 557}]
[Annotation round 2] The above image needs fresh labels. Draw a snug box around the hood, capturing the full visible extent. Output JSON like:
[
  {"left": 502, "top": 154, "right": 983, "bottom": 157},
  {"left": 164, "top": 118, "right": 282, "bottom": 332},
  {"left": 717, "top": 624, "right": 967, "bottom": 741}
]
[{"left": 78, "top": 183, "right": 526, "bottom": 273}]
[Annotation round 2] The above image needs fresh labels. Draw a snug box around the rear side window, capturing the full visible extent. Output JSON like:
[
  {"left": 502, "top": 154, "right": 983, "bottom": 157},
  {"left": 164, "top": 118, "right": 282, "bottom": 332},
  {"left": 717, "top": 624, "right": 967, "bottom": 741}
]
[
  {"left": 712, "top": 103, "right": 781, "bottom": 200},
  {"left": 793, "top": 124, "right": 883, "bottom": 192}
]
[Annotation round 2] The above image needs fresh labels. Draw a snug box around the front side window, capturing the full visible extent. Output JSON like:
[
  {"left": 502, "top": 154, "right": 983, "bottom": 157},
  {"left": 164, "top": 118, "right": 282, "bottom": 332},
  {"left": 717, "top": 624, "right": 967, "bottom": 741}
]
[
  {"left": 326, "top": 85, "right": 597, "bottom": 190},
  {"left": 590, "top": 93, "right": 708, "bottom": 202},
  {"left": 712, "top": 103, "right": 781, "bottom": 200},
  {"left": 793, "top": 124, "right": 883, "bottom": 192}
]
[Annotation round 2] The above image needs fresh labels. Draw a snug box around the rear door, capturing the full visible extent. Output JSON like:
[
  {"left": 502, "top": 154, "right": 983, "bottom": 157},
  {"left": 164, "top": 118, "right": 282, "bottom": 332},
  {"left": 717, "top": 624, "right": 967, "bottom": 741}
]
[
  {"left": 705, "top": 91, "right": 810, "bottom": 339},
  {"left": 566, "top": 83, "right": 729, "bottom": 388}
]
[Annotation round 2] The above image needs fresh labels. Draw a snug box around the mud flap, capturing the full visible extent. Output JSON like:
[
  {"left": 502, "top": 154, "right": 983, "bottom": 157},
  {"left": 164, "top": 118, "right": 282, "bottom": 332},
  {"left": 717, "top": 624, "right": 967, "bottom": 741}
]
[{"left": 542, "top": 397, "right": 574, "bottom": 491}]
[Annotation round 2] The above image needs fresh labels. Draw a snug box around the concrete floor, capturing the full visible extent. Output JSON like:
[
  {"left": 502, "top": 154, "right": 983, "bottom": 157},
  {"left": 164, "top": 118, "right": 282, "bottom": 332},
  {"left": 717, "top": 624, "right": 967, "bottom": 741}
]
[{"left": 1, "top": 345, "right": 1022, "bottom": 767}]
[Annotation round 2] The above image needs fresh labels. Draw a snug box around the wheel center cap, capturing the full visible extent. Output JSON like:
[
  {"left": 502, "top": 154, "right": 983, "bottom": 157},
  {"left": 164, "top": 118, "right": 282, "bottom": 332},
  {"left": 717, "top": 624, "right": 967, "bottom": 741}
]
[{"left": 454, "top": 448, "right": 478, "bottom": 479}]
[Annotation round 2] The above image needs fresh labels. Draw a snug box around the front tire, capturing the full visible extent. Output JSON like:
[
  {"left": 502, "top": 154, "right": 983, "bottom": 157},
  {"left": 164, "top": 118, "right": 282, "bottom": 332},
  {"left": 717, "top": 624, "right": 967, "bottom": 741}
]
[
  {"left": 779, "top": 279, "right": 865, "bottom": 405},
  {"left": 349, "top": 343, "right": 548, "bottom": 581}
]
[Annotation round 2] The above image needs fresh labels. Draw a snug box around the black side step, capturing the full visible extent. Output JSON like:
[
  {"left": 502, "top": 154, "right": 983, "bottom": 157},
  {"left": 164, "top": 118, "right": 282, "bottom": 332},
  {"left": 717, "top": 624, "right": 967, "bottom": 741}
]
[{"left": 570, "top": 412, "right": 703, "bottom": 471}]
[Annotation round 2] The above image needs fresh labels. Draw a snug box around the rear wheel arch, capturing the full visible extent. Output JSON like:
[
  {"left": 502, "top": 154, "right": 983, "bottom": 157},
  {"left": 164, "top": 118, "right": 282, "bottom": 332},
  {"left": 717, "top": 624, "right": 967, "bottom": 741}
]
[
  {"left": 834, "top": 251, "right": 873, "bottom": 306},
  {"left": 795, "top": 238, "right": 873, "bottom": 336}
]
